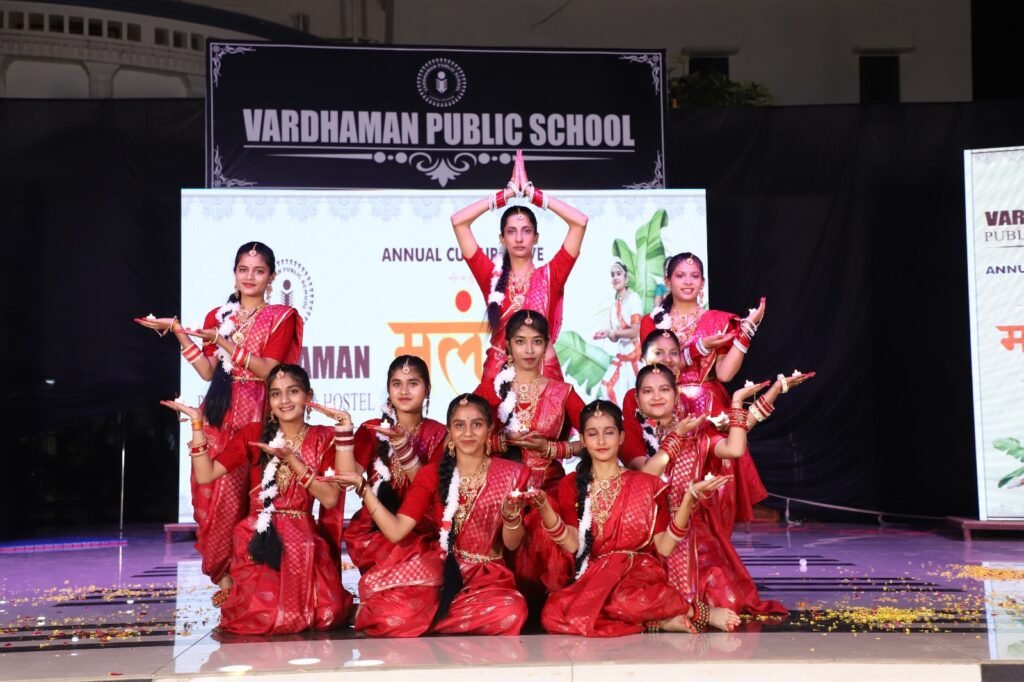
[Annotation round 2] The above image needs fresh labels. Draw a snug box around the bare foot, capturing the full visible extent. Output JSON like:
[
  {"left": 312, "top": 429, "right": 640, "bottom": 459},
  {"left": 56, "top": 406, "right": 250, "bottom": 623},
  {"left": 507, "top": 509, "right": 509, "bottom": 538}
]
[
  {"left": 709, "top": 606, "right": 740, "bottom": 632},
  {"left": 659, "top": 614, "right": 698, "bottom": 633}
]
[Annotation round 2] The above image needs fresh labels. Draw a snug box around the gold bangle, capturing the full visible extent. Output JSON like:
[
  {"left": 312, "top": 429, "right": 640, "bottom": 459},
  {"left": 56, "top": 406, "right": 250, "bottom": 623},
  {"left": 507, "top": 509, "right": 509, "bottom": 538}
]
[
  {"left": 503, "top": 519, "right": 523, "bottom": 531},
  {"left": 191, "top": 418, "right": 204, "bottom": 431}
]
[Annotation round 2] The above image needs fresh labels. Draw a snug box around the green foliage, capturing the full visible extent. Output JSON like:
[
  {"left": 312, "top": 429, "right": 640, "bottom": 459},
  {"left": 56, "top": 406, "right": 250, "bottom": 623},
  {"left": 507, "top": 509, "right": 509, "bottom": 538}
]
[
  {"left": 995, "top": 437, "right": 1024, "bottom": 487},
  {"left": 554, "top": 331, "right": 612, "bottom": 396},
  {"left": 612, "top": 209, "right": 669, "bottom": 314},
  {"left": 998, "top": 464, "right": 1024, "bottom": 489},
  {"left": 667, "top": 55, "right": 772, "bottom": 109}
]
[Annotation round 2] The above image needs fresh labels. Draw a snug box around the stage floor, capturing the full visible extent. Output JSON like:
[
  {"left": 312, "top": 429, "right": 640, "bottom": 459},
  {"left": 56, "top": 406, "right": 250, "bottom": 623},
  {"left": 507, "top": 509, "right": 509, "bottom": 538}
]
[{"left": 2, "top": 523, "right": 1023, "bottom": 681}]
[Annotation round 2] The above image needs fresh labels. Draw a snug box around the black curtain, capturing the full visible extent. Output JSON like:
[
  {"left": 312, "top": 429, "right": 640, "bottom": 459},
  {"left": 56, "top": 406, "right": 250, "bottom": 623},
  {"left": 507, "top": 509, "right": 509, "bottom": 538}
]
[{"left": 5, "top": 98, "right": 1024, "bottom": 536}]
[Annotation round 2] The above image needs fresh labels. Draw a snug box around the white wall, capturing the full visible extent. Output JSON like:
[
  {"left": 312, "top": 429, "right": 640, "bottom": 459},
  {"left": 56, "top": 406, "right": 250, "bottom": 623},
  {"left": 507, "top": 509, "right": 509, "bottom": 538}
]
[{"left": 0, "top": 0, "right": 972, "bottom": 103}]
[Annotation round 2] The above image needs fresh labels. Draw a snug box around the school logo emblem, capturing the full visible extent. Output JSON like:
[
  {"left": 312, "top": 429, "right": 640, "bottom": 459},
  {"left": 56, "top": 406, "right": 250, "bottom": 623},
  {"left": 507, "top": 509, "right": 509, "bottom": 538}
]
[{"left": 417, "top": 58, "right": 467, "bottom": 108}]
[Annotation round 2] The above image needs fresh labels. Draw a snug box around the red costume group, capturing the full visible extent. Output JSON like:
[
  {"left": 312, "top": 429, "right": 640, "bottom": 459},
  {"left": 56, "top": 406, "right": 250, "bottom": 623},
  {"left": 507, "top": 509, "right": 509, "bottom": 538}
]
[{"left": 153, "top": 159, "right": 804, "bottom": 639}]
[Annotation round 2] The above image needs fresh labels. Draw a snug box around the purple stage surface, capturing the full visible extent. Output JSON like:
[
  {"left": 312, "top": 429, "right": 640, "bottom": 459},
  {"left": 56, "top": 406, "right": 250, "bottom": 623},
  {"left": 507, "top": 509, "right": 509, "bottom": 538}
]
[{"left": 1, "top": 523, "right": 1023, "bottom": 681}]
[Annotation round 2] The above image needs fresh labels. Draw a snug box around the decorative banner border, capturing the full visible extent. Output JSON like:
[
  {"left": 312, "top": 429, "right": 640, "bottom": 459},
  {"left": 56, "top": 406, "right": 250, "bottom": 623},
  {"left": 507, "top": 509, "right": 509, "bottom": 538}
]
[{"left": 206, "top": 43, "right": 666, "bottom": 190}]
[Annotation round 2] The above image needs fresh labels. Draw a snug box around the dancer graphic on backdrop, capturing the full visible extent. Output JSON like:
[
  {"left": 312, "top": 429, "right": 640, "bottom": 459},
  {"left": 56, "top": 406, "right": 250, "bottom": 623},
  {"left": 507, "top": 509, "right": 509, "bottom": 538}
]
[
  {"left": 136, "top": 242, "right": 303, "bottom": 605},
  {"left": 596, "top": 260, "right": 642, "bottom": 404},
  {"left": 452, "top": 150, "right": 588, "bottom": 384},
  {"left": 160, "top": 364, "right": 351, "bottom": 634},
  {"left": 329, "top": 394, "right": 531, "bottom": 637},
  {"left": 639, "top": 252, "right": 766, "bottom": 533},
  {"left": 535, "top": 400, "right": 738, "bottom": 637}
]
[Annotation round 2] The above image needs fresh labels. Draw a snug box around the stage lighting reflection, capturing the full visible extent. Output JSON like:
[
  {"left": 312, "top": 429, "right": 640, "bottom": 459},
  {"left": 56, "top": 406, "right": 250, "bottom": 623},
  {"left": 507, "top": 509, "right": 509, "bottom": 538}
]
[
  {"left": 288, "top": 658, "right": 321, "bottom": 666},
  {"left": 217, "top": 664, "right": 253, "bottom": 674}
]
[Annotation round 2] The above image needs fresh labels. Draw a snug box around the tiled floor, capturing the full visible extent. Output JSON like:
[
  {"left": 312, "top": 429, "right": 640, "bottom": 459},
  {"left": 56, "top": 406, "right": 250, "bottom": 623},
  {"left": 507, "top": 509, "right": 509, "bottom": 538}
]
[{"left": 2, "top": 523, "right": 1023, "bottom": 681}]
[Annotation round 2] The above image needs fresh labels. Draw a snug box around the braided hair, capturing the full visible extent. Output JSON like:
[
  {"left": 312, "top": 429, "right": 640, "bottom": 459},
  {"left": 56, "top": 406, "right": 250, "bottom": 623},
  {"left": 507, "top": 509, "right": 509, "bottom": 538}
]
[
  {"left": 248, "top": 362, "right": 310, "bottom": 570},
  {"left": 486, "top": 206, "right": 539, "bottom": 331},
  {"left": 204, "top": 241, "right": 277, "bottom": 428},
  {"left": 369, "top": 355, "right": 431, "bottom": 528},
  {"left": 651, "top": 252, "right": 704, "bottom": 329},
  {"left": 571, "top": 400, "right": 625, "bottom": 582},
  {"left": 494, "top": 309, "right": 550, "bottom": 459},
  {"left": 434, "top": 393, "right": 493, "bottom": 624}
]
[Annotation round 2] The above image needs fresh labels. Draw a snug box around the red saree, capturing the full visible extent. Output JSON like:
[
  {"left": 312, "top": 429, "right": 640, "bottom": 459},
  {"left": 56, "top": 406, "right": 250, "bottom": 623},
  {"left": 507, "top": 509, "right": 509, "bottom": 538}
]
[
  {"left": 662, "top": 425, "right": 786, "bottom": 616},
  {"left": 356, "top": 457, "right": 531, "bottom": 637},
  {"left": 475, "top": 378, "right": 584, "bottom": 596},
  {"left": 344, "top": 418, "right": 448, "bottom": 573},
  {"left": 192, "top": 304, "right": 302, "bottom": 585},
  {"left": 541, "top": 471, "right": 690, "bottom": 637},
  {"left": 217, "top": 424, "right": 352, "bottom": 634},
  {"left": 466, "top": 246, "right": 577, "bottom": 384},
  {"left": 640, "top": 309, "right": 767, "bottom": 529}
]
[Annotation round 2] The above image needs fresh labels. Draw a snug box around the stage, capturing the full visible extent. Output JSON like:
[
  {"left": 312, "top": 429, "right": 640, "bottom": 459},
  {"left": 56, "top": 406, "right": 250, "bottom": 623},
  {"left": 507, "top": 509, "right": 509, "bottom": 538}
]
[{"left": 2, "top": 523, "right": 1023, "bottom": 682}]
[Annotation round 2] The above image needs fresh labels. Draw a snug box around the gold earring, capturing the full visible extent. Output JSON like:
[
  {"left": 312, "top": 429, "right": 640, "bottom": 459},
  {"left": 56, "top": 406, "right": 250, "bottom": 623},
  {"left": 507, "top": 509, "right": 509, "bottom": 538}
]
[
  {"left": 698, "top": 289, "right": 705, "bottom": 307},
  {"left": 447, "top": 440, "right": 456, "bottom": 458},
  {"left": 265, "top": 282, "right": 273, "bottom": 302}
]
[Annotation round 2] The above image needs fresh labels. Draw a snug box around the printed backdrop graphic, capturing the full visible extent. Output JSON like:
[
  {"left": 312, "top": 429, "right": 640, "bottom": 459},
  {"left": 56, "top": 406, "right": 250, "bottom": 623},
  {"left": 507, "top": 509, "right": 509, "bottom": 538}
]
[
  {"left": 179, "top": 189, "right": 707, "bottom": 521},
  {"left": 206, "top": 43, "right": 666, "bottom": 190},
  {"left": 964, "top": 147, "right": 1024, "bottom": 520}
]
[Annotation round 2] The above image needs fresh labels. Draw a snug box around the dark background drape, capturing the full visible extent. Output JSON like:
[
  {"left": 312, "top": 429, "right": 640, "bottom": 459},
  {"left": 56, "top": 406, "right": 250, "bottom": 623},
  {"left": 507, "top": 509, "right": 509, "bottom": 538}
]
[{"left": 5, "top": 98, "right": 1022, "bottom": 537}]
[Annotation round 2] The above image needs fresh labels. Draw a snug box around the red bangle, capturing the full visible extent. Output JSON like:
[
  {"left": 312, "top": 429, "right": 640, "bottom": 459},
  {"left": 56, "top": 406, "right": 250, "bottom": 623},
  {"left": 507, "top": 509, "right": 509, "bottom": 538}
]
[
  {"left": 661, "top": 432, "right": 684, "bottom": 459},
  {"left": 668, "top": 516, "right": 688, "bottom": 540},
  {"left": 530, "top": 188, "right": 544, "bottom": 208},
  {"left": 495, "top": 190, "right": 507, "bottom": 209},
  {"left": 298, "top": 467, "right": 314, "bottom": 489},
  {"left": 231, "top": 344, "right": 246, "bottom": 366},
  {"left": 182, "top": 344, "right": 203, "bottom": 363},
  {"left": 544, "top": 517, "right": 565, "bottom": 537}
]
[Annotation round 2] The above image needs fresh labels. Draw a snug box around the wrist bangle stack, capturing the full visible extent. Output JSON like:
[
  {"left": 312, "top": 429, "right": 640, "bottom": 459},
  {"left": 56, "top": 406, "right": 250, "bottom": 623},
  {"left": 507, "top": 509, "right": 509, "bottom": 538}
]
[
  {"left": 502, "top": 508, "right": 523, "bottom": 530},
  {"left": 230, "top": 345, "right": 246, "bottom": 368},
  {"left": 393, "top": 436, "right": 419, "bottom": 471},
  {"left": 298, "top": 466, "right": 315, "bottom": 489},
  {"left": 749, "top": 395, "right": 776, "bottom": 423},
  {"left": 191, "top": 417, "right": 204, "bottom": 432},
  {"left": 688, "top": 480, "right": 707, "bottom": 501},
  {"left": 158, "top": 316, "right": 178, "bottom": 337},
  {"left": 660, "top": 432, "right": 685, "bottom": 460},
  {"left": 489, "top": 433, "right": 509, "bottom": 455},
  {"left": 189, "top": 442, "right": 209, "bottom": 458},
  {"left": 182, "top": 344, "right": 203, "bottom": 365},
  {"left": 778, "top": 373, "right": 790, "bottom": 393},
  {"left": 726, "top": 407, "right": 749, "bottom": 431},
  {"left": 543, "top": 516, "right": 568, "bottom": 543},
  {"left": 668, "top": 516, "right": 689, "bottom": 540},
  {"left": 333, "top": 425, "right": 354, "bottom": 450},
  {"left": 530, "top": 186, "right": 549, "bottom": 210}
]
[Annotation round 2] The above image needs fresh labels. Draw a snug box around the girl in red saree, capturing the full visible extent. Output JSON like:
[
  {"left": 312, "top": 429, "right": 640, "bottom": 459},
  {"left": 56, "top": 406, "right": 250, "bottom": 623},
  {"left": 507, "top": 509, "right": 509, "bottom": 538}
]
[
  {"left": 638, "top": 252, "right": 765, "bottom": 534},
  {"left": 474, "top": 309, "right": 585, "bottom": 603},
  {"left": 331, "top": 394, "right": 530, "bottom": 637},
  {"left": 620, "top": 329, "right": 684, "bottom": 469},
  {"left": 342, "top": 355, "right": 447, "bottom": 575},
  {"left": 634, "top": 364, "right": 787, "bottom": 616},
  {"left": 452, "top": 150, "right": 588, "bottom": 384},
  {"left": 137, "top": 242, "right": 303, "bottom": 603},
  {"left": 161, "top": 364, "right": 352, "bottom": 634},
  {"left": 536, "top": 400, "right": 738, "bottom": 637}
]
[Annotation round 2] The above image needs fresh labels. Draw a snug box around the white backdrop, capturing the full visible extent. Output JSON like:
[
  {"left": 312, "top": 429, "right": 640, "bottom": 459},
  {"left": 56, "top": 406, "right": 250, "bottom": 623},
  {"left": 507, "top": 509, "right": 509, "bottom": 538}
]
[
  {"left": 178, "top": 189, "right": 707, "bottom": 521},
  {"left": 964, "top": 147, "right": 1024, "bottom": 520}
]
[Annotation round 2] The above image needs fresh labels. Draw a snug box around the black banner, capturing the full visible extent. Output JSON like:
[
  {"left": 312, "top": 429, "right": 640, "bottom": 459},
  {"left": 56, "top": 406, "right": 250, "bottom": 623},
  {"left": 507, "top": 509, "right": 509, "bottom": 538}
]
[{"left": 206, "top": 43, "right": 666, "bottom": 189}]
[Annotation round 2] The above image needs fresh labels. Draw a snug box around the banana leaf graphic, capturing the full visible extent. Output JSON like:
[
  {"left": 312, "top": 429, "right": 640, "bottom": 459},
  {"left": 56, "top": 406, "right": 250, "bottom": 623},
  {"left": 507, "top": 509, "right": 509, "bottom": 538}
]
[
  {"left": 612, "top": 208, "right": 669, "bottom": 315},
  {"left": 555, "top": 331, "right": 612, "bottom": 396},
  {"left": 994, "top": 438, "right": 1024, "bottom": 488}
]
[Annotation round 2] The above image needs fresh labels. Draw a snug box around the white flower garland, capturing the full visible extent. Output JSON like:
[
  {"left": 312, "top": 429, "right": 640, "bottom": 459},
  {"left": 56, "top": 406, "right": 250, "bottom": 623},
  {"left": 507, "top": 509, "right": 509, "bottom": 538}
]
[
  {"left": 575, "top": 493, "right": 593, "bottom": 579},
  {"left": 487, "top": 247, "right": 506, "bottom": 306},
  {"left": 371, "top": 402, "right": 398, "bottom": 495},
  {"left": 255, "top": 430, "right": 285, "bottom": 534},
  {"left": 438, "top": 466, "right": 461, "bottom": 554},
  {"left": 493, "top": 364, "right": 523, "bottom": 434},
  {"left": 213, "top": 300, "right": 241, "bottom": 374}
]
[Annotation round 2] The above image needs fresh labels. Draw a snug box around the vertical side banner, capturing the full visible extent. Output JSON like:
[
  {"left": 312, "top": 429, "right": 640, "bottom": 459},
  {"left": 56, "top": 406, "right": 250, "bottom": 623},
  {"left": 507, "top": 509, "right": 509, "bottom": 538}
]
[{"left": 964, "top": 147, "right": 1024, "bottom": 520}]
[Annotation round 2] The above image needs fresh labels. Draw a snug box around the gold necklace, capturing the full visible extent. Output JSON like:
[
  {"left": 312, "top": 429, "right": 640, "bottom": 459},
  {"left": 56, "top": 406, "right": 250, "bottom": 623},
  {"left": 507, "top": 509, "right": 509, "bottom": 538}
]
[
  {"left": 231, "top": 304, "right": 265, "bottom": 344},
  {"left": 668, "top": 307, "right": 702, "bottom": 343},
  {"left": 589, "top": 469, "right": 623, "bottom": 536},
  {"left": 453, "top": 457, "right": 490, "bottom": 533},
  {"left": 390, "top": 420, "right": 423, "bottom": 485},
  {"left": 274, "top": 424, "right": 309, "bottom": 492},
  {"left": 506, "top": 268, "right": 533, "bottom": 309},
  {"left": 512, "top": 376, "right": 542, "bottom": 431}
]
